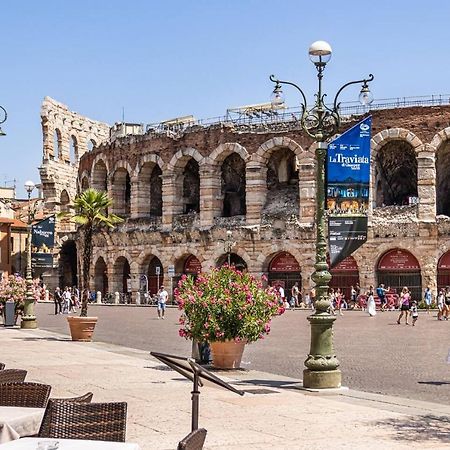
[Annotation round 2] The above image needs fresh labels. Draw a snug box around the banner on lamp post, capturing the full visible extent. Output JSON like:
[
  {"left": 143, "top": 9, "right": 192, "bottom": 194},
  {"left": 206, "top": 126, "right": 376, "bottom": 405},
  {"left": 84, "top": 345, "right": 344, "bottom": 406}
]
[
  {"left": 327, "top": 117, "right": 371, "bottom": 268},
  {"left": 31, "top": 215, "right": 55, "bottom": 269}
]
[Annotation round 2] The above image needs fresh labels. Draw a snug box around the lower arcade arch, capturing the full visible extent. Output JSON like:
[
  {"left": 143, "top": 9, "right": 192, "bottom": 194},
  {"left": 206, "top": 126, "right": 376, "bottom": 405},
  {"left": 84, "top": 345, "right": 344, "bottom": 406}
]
[
  {"left": 94, "top": 257, "right": 108, "bottom": 295},
  {"left": 147, "top": 256, "right": 164, "bottom": 295},
  {"left": 267, "top": 252, "right": 301, "bottom": 298},
  {"left": 216, "top": 253, "right": 247, "bottom": 271},
  {"left": 59, "top": 240, "right": 78, "bottom": 288},
  {"left": 113, "top": 256, "right": 131, "bottom": 293},
  {"left": 376, "top": 249, "right": 421, "bottom": 300},
  {"left": 329, "top": 256, "right": 360, "bottom": 300},
  {"left": 438, "top": 251, "right": 450, "bottom": 291}
]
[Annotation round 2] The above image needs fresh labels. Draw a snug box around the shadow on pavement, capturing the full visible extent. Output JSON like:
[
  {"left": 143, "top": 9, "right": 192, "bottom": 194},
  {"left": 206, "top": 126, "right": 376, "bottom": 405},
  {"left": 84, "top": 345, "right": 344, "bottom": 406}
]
[
  {"left": 418, "top": 380, "right": 450, "bottom": 386},
  {"left": 373, "top": 414, "right": 450, "bottom": 443},
  {"left": 233, "top": 379, "right": 300, "bottom": 389},
  {"left": 12, "top": 337, "right": 71, "bottom": 342}
]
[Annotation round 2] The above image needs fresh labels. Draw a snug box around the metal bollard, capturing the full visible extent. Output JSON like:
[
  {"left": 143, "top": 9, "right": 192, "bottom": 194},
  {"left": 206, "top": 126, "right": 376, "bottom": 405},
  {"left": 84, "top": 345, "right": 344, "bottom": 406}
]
[
  {"left": 96, "top": 291, "right": 102, "bottom": 304},
  {"left": 114, "top": 292, "right": 120, "bottom": 305},
  {"left": 135, "top": 292, "right": 141, "bottom": 305}
]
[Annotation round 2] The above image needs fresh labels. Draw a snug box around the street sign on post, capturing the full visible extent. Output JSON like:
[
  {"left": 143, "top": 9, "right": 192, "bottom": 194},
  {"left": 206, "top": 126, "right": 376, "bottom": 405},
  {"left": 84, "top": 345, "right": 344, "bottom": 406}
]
[
  {"left": 155, "top": 266, "right": 161, "bottom": 275},
  {"left": 168, "top": 265, "right": 175, "bottom": 278}
]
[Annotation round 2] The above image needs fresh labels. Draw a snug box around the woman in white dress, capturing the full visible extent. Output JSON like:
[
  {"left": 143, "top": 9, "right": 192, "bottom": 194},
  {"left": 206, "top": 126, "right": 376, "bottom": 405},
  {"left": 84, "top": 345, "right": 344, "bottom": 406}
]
[{"left": 366, "top": 285, "right": 376, "bottom": 317}]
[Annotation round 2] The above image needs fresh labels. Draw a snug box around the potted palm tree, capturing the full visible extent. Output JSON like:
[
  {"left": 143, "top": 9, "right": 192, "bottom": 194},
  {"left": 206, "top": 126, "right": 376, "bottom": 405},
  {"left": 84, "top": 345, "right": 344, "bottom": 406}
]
[{"left": 59, "top": 188, "right": 122, "bottom": 341}]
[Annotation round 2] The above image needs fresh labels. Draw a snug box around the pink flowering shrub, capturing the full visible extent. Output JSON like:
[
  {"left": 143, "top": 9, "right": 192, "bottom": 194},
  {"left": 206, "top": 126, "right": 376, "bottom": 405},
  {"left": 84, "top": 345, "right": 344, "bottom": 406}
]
[
  {"left": 0, "top": 275, "right": 40, "bottom": 311},
  {"left": 176, "top": 265, "right": 284, "bottom": 343}
]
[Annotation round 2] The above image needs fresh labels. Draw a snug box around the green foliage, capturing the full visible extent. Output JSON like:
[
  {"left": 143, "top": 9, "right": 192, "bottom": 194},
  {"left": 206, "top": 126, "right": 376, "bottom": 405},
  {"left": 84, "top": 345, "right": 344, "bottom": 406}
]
[{"left": 176, "top": 266, "right": 284, "bottom": 343}]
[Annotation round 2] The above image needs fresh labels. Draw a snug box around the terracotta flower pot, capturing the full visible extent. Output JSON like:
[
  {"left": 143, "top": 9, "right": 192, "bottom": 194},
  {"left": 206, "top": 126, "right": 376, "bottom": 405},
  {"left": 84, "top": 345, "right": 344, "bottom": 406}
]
[
  {"left": 67, "top": 316, "right": 98, "bottom": 342},
  {"left": 210, "top": 339, "right": 246, "bottom": 369}
]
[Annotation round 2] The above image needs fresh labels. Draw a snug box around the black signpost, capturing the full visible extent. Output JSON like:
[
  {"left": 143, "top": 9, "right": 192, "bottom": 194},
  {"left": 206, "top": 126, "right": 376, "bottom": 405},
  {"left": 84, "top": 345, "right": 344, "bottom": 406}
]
[{"left": 150, "top": 352, "right": 244, "bottom": 432}]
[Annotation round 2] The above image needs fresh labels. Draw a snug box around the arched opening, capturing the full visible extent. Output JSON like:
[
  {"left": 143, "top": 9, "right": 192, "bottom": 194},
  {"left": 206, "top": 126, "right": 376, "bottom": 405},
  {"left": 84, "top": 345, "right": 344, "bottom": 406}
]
[
  {"left": 329, "top": 256, "right": 360, "bottom": 300},
  {"left": 377, "top": 249, "right": 421, "bottom": 300},
  {"left": 173, "top": 254, "right": 202, "bottom": 294},
  {"left": 91, "top": 160, "right": 108, "bottom": 192},
  {"left": 59, "top": 240, "right": 77, "bottom": 288},
  {"left": 267, "top": 251, "right": 301, "bottom": 296},
  {"left": 70, "top": 135, "right": 78, "bottom": 165},
  {"left": 94, "top": 257, "right": 108, "bottom": 295},
  {"left": 182, "top": 159, "right": 200, "bottom": 213},
  {"left": 112, "top": 168, "right": 131, "bottom": 216},
  {"left": 137, "top": 162, "right": 162, "bottom": 217},
  {"left": 375, "top": 141, "right": 418, "bottom": 207},
  {"left": 264, "top": 148, "right": 299, "bottom": 216},
  {"left": 87, "top": 139, "right": 96, "bottom": 152},
  {"left": 221, "top": 153, "right": 246, "bottom": 217},
  {"left": 53, "top": 129, "right": 62, "bottom": 160},
  {"left": 114, "top": 256, "right": 131, "bottom": 294},
  {"left": 81, "top": 176, "right": 89, "bottom": 191},
  {"left": 436, "top": 141, "right": 450, "bottom": 216},
  {"left": 147, "top": 256, "right": 164, "bottom": 296},
  {"left": 217, "top": 253, "right": 247, "bottom": 271},
  {"left": 60, "top": 190, "right": 70, "bottom": 213},
  {"left": 438, "top": 251, "right": 450, "bottom": 291}
]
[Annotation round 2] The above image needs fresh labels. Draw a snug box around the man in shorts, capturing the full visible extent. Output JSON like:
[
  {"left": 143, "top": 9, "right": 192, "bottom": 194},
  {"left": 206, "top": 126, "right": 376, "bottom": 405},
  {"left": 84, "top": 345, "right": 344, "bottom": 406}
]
[
  {"left": 157, "top": 285, "right": 169, "bottom": 319},
  {"left": 376, "top": 283, "right": 389, "bottom": 312}
]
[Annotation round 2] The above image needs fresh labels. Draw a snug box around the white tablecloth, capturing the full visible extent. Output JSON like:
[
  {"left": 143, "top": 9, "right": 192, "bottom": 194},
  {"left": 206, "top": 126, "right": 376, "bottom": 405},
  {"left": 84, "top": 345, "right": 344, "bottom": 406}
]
[
  {"left": 0, "top": 407, "right": 45, "bottom": 443},
  {"left": 0, "top": 438, "right": 141, "bottom": 449}
]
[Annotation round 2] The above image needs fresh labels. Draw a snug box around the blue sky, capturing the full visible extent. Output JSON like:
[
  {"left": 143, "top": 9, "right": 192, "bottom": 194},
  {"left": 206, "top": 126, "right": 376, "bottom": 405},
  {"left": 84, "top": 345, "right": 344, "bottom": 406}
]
[{"left": 1, "top": 1, "right": 447, "bottom": 197}]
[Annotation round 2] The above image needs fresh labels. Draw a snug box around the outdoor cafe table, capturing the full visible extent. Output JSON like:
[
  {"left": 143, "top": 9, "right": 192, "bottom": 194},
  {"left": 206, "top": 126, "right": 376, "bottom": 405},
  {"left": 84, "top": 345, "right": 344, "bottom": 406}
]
[
  {"left": 0, "top": 407, "right": 45, "bottom": 443},
  {"left": 0, "top": 438, "right": 142, "bottom": 449}
]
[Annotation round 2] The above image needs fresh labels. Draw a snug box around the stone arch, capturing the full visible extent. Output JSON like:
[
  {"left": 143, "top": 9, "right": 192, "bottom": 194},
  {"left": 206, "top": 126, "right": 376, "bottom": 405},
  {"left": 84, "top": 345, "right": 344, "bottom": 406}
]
[
  {"left": 210, "top": 143, "right": 250, "bottom": 165},
  {"left": 59, "top": 240, "right": 78, "bottom": 289},
  {"left": 136, "top": 155, "right": 164, "bottom": 218},
  {"left": 79, "top": 170, "right": 90, "bottom": 192},
  {"left": 111, "top": 161, "right": 133, "bottom": 216},
  {"left": 94, "top": 256, "right": 108, "bottom": 295},
  {"left": 69, "top": 135, "right": 78, "bottom": 165},
  {"left": 53, "top": 128, "right": 62, "bottom": 160},
  {"left": 91, "top": 156, "right": 109, "bottom": 192},
  {"left": 167, "top": 147, "right": 204, "bottom": 172},
  {"left": 59, "top": 189, "right": 70, "bottom": 213},
  {"left": 112, "top": 255, "right": 132, "bottom": 294},
  {"left": 434, "top": 132, "right": 450, "bottom": 216},
  {"left": 375, "top": 247, "right": 422, "bottom": 300},
  {"left": 221, "top": 153, "right": 246, "bottom": 217},
  {"left": 254, "top": 137, "right": 306, "bottom": 164},
  {"left": 87, "top": 138, "right": 97, "bottom": 152},
  {"left": 371, "top": 130, "right": 421, "bottom": 207}
]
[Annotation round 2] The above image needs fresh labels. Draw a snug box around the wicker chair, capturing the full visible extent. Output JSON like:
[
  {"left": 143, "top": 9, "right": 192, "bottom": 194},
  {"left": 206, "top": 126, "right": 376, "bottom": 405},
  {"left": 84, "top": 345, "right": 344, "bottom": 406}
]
[
  {"left": 43, "top": 401, "right": 127, "bottom": 442},
  {"left": 0, "top": 363, "right": 5, "bottom": 370},
  {"left": 0, "top": 369, "right": 27, "bottom": 384},
  {"left": 0, "top": 382, "right": 51, "bottom": 408},
  {"left": 38, "top": 392, "right": 94, "bottom": 437},
  {"left": 177, "top": 428, "right": 207, "bottom": 450}
]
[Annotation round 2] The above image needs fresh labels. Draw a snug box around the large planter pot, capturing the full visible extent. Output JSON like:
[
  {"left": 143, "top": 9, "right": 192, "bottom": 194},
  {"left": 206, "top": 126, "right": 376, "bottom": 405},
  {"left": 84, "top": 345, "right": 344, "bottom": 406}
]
[
  {"left": 210, "top": 339, "right": 246, "bottom": 369},
  {"left": 67, "top": 316, "right": 98, "bottom": 342}
]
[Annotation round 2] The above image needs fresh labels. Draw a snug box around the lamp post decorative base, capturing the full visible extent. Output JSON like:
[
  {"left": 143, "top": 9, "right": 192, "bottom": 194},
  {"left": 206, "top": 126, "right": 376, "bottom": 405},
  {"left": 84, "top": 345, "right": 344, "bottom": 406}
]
[
  {"left": 20, "top": 316, "right": 38, "bottom": 329},
  {"left": 303, "top": 369, "right": 342, "bottom": 389}
]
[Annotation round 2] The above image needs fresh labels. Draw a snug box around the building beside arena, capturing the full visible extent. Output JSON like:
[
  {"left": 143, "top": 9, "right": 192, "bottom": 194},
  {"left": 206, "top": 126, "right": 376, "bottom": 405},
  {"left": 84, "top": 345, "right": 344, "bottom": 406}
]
[{"left": 39, "top": 96, "right": 450, "bottom": 302}]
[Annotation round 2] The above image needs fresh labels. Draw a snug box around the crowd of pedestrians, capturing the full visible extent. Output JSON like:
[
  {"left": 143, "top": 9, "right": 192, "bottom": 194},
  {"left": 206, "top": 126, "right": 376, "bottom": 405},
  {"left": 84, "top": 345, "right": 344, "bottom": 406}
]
[{"left": 53, "top": 286, "right": 80, "bottom": 314}]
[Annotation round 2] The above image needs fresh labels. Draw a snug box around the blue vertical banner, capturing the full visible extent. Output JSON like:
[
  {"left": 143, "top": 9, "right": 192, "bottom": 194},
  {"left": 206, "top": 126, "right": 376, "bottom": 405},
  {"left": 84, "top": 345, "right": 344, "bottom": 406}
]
[
  {"left": 327, "top": 117, "right": 371, "bottom": 268},
  {"left": 31, "top": 215, "right": 56, "bottom": 269}
]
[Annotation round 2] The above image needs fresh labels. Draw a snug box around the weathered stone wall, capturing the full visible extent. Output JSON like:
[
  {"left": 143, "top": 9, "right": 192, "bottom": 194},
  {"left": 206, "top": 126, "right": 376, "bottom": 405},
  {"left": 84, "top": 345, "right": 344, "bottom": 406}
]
[{"left": 39, "top": 97, "right": 110, "bottom": 289}]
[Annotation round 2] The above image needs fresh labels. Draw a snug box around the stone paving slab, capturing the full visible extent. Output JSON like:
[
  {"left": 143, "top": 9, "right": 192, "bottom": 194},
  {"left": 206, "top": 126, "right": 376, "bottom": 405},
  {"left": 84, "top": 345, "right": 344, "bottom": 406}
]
[{"left": 1, "top": 327, "right": 449, "bottom": 449}]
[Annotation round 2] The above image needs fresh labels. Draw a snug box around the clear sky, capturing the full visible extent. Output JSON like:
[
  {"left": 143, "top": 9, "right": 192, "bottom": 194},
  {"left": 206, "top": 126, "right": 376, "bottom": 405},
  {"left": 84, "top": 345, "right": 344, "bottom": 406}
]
[{"left": 1, "top": 1, "right": 448, "bottom": 197}]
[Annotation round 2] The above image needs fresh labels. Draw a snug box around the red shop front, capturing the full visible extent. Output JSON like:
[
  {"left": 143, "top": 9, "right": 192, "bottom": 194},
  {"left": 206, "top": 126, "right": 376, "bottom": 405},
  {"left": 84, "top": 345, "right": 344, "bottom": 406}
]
[
  {"left": 329, "top": 256, "right": 360, "bottom": 300},
  {"left": 268, "top": 252, "right": 301, "bottom": 296}
]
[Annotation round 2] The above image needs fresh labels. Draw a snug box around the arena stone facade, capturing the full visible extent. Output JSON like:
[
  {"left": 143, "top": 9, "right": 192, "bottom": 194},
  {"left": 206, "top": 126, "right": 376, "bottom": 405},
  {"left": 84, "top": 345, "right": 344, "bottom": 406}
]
[{"left": 39, "top": 99, "right": 450, "bottom": 302}]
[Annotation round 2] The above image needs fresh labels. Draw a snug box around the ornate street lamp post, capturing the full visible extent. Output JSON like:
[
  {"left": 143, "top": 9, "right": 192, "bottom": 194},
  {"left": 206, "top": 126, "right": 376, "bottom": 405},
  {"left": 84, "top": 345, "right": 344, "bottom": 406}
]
[
  {"left": 0, "top": 106, "right": 7, "bottom": 137},
  {"left": 270, "top": 41, "right": 374, "bottom": 389},
  {"left": 21, "top": 180, "right": 38, "bottom": 329}
]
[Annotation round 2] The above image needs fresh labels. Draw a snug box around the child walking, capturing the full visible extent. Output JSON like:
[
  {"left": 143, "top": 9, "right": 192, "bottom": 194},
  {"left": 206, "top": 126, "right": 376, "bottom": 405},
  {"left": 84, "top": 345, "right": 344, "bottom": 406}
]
[{"left": 410, "top": 301, "right": 419, "bottom": 326}]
